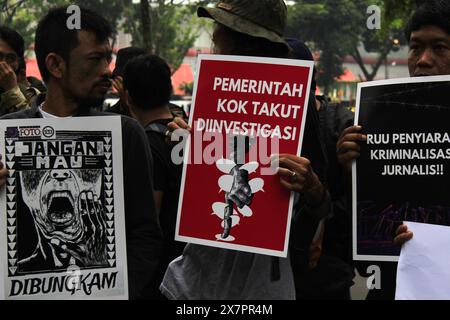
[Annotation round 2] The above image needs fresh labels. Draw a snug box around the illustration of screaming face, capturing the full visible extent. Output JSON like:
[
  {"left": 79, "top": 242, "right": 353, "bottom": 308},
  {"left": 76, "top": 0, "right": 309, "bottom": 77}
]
[{"left": 19, "top": 169, "right": 102, "bottom": 241}]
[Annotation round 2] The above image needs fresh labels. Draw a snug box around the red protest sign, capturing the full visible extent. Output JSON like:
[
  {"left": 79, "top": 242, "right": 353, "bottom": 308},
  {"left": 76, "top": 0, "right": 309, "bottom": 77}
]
[{"left": 175, "top": 55, "right": 313, "bottom": 257}]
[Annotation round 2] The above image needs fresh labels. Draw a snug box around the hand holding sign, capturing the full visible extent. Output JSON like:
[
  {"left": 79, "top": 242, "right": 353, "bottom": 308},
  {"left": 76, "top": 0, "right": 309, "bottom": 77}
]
[
  {"left": 394, "top": 224, "right": 414, "bottom": 246},
  {"left": 275, "top": 154, "right": 324, "bottom": 204},
  {"left": 166, "top": 117, "right": 191, "bottom": 145},
  {"left": 337, "top": 125, "right": 367, "bottom": 174}
]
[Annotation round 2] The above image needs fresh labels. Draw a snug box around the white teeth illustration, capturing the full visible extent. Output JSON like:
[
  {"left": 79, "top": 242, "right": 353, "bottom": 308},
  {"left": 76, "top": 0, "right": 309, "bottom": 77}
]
[
  {"left": 51, "top": 214, "right": 73, "bottom": 224},
  {"left": 48, "top": 191, "right": 74, "bottom": 208}
]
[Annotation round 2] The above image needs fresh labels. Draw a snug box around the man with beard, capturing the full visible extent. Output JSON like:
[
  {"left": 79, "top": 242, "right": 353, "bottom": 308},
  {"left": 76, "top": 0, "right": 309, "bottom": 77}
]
[
  {"left": 0, "top": 6, "right": 163, "bottom": 299},
  {"left": 337, "top": 0, "right": 450, "bottom": 300}
]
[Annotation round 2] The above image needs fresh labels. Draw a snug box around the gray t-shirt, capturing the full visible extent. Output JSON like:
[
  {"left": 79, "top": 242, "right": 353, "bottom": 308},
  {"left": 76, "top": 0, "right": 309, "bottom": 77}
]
[{"left": 160, "top": 244, "right": 295, "bottom": 300}]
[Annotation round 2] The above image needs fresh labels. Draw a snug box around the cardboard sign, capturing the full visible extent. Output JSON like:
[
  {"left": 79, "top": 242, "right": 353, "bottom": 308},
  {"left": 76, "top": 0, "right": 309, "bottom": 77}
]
[
  {"left": 0, "top": 117, "right": 127, "bottom": 299},
  {"left": 353, "top": 76, "right": 450, "bottom": 261},
  {"left": 176, "top": 55, "right": 314, "bottom": 257}
]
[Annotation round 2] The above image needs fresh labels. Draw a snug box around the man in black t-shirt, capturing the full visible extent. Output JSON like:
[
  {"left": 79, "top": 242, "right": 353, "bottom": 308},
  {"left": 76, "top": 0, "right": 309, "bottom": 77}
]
[{"left": 122, "top": 54, "right": 184, "bottom": 298}]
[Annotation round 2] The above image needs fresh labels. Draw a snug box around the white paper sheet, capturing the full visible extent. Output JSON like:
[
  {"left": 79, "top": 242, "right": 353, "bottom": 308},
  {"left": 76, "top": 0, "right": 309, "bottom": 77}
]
[{"left": 396, "top": 221, "right": 450, "bottom": 300}]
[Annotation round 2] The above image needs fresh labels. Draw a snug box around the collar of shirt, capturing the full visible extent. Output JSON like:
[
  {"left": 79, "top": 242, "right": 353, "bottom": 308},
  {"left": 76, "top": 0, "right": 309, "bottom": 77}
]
[{"left": 38, "top": 103, "right": 73, "bottom": 119}]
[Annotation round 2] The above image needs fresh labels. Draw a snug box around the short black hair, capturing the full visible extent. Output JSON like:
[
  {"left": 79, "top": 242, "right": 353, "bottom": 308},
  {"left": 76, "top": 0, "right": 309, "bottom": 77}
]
[
  {"left": 113, "top": 47, "right": 147, "bottom": 77},
  {"left": 35, "top": 6, "right": 114, "bottom": 82},
  {"left": 0, "top": 26, "right": 25, "bottom": 58},
  {"left": 405, "top": 0, "right": 450, "bottom": 42},
  {"left": 123, "top": 54, "right": 172, "bottom": 110}
]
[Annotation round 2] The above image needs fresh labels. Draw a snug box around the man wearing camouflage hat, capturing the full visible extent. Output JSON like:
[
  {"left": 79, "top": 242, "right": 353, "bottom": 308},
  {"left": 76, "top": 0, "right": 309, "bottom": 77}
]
[
  {"left": 198, "top": 0, "right": 290, "bottom": 54},
  {"left": 160, "top": 0, "right": 331, "bottom": 300}
]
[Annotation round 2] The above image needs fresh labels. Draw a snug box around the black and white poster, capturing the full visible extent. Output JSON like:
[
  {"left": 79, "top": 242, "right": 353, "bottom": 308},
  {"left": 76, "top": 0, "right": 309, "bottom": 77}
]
[
  {"left": 353, "top": 76, "right": 450, "bottom": 262},
  {"left": 0, "top": 117, "right": 127, "bottom": 299}
]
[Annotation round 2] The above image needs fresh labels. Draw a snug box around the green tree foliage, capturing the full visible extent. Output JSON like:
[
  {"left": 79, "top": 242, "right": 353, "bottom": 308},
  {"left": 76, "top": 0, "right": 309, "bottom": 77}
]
[
  {"left": 287, "top": 0, "right": 421, "bottom": 92},
  {"left": 0, "top": 0, "right": 207, "bottom": 72},
  {"left": 353, "top": 0, "right": 422, "bottom": 81},
  {"left": 179, "top": 81, "right": 193, "bottom": 96},
  {"left": 1, "top": 0, "right": 67, "bottom": 54},
  {"left": 1, "top": 0, "right": 118, "bottom": 55},
  {"left": 287, "top": 0, "right": 366, "bottom": 94},
  {"left": 122, "top": 0, "right": 204, "bottom": 71},
  {"left": 75, "top": 0, "right": 123, "bottom": 33},
  {"left": 383, "top": 0, "right": 422, "bottom": 28},
  {"left": 351, "top": 0, "right": 402, "bottom": 81},
  {"left": 0, "top": 0, "right": 26, "bottom": 26}
]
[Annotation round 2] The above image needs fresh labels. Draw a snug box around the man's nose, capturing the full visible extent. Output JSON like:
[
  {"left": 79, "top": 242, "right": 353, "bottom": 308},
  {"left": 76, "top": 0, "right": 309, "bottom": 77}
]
[
  {"left": 50, "top": 169, "right": 71, "bottom": 182},
  {"left": 416, "top": 48, "right": 434, "bottom": 68},
  {"left": 104, "top": 61, "right": 113, "bottom": 78}
]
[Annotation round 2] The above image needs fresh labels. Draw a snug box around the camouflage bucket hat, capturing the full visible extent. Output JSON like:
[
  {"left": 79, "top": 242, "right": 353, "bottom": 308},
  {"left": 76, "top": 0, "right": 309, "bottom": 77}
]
[{"left": 198, "top": 0, "right": 289, "bottom": 50}]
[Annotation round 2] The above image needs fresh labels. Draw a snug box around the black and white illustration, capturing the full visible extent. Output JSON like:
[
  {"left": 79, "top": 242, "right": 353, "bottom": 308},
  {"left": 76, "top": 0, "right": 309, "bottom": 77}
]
[
  {"left": 213, "top": 135, "right": 264, "bottom": 242},
  {"left": 0, "top": 117, "right": 127, "bottom": 299},
  {"left": 16, "top": 168, "right": 106, "bottom": 272}
]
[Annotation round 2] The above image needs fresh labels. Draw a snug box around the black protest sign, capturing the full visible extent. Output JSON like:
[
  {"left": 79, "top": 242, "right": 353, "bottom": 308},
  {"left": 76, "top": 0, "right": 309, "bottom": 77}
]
[{"left": 353, "top": 76, "right": 450, "bottom": 261}]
